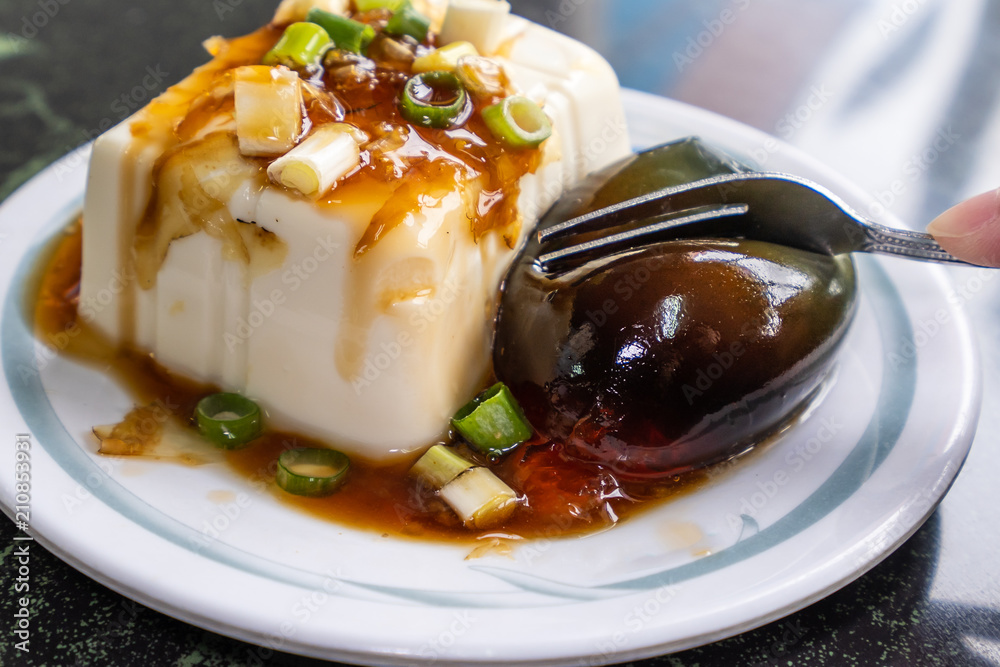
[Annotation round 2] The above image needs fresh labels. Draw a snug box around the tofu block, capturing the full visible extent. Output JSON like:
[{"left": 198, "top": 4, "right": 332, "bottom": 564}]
[{"left": 80, "top": 2, "right": 630, "bottom": 460}]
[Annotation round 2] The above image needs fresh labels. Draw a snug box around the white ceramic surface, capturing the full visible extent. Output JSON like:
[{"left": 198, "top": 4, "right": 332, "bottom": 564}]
[{"left": 0, "top": 90, "right": 981, "bottom": 665}]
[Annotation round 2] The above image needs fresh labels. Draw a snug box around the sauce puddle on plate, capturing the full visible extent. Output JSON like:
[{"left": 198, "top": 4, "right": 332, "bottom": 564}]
[{"left": 32, "top": 220, "right": 757, "bottom": 543}]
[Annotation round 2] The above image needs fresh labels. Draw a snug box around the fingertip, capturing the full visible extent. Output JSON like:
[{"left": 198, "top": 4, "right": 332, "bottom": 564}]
[{"left": 927, "top": 187, "right": 1000, "bottom": 267}]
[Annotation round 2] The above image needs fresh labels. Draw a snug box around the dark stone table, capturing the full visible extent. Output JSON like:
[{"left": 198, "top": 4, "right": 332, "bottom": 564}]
[{"left": 2, "top": 1, "right": 998, "bottom": 665}]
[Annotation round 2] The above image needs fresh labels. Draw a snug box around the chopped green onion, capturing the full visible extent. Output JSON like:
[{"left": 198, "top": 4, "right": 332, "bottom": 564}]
[
  {"left": 307, "top": 9, "right": 375, "bottom": 54},
  {"left": 482, "top": 95, "right": 552, "bottom": 149},
  {"left": 399, "top": 71, "right": 469, "bottom": 129},
  {"left": 195, "top": 393, "right": 262, "bottom": 449},
  {"left": 263, "top": 22, "right": 332, "bottom": 69},
  {"left": 455, "top": 55, "right": 508, "bottom": 99},
  {"left": 412, "top": 41, "right": 479, "bottom": 74},
  {"left": 409, "top": 445, "right": 519, "bottom": 528},
  {"left": 451, "top": 382, "right": 533, "bottom": 457},
  {"left": 267, "top": 123, "right": 362, "bottom": 197},
  {"left": 438, "top": 467, "right": 518, "bottom": 528},
  {"left": 276, "top": 448, "right": 351, "bottom": 497},
  {"left": 410, "top": 444, "right": 473, "bottom": 489},
  {"left": 384, "top": 3, "right": 431, "bottom": 42},
  {"left": 354, "top": 0, "right": 406, "bottom": 11}
]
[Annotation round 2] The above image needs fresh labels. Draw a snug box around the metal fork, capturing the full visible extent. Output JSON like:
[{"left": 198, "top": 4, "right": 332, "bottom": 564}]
[{"left": 536, "top": 171, "right": 976, "bottom": 273}]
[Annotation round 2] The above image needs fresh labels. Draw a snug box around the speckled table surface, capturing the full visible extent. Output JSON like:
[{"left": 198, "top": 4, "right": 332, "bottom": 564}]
[{"left": 2, "top": 1, "right": 999, "bottom": 665}]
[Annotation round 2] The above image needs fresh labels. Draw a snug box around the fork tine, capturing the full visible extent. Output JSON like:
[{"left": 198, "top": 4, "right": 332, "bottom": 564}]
[
  {"left": 538, "top": 204, "right": 748, "bottom": 272},
  {"left": 538, "top": 175, "right": 743, "bottom": 244},
  {"left": 535, "top": 170, "right": 984, "bottom": 270}
]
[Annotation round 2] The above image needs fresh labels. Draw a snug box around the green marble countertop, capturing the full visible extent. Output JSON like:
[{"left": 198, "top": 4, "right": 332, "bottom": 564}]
[{"left": 2, "top": 1, "right": 999, "bottom": 665}]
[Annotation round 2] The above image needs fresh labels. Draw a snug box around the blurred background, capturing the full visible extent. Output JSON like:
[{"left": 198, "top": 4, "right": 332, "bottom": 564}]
[
  {"left": 5, "top": 0, "right": 999, "bottom": 225},
  {"left": 515, "top": 0, "right": 1000, "bottom": 225},
  {"left": 1, "top": 0, "right": 999, "bottom": 665}
]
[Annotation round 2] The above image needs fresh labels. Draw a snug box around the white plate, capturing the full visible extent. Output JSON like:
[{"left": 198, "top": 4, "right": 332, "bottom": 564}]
[{"left": 0, "top": 90, "right": 981, "bottom": 666}]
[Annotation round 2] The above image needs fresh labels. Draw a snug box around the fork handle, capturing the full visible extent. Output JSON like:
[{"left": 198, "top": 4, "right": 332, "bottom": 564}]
[{"left": 861, "top": 223, "right": 977, "bottom": 265}]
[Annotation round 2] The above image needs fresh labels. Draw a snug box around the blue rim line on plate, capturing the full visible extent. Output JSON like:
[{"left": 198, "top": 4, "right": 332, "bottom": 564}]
[{"left": 3, "top": 209, "right": 915, "bottom": 608}]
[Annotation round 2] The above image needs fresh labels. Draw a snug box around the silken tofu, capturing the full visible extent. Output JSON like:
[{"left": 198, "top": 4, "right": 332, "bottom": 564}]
[{"left": 79, "top": 0, "right": 630, "bottom": 459}]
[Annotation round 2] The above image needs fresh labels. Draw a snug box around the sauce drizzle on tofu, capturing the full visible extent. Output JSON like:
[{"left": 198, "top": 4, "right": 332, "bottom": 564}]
[{"left": 131, "top": 19, "right": 542, "bottom": 285}]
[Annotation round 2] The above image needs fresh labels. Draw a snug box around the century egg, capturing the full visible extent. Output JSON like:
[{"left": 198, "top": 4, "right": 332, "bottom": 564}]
[{"left": 494, "top": 138, "right": 857, "bottom": 479}]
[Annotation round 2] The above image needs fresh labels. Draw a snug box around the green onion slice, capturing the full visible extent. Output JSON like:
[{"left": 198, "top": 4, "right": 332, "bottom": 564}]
[
  {"left": 354, "top": 0, "right": 406, "bottom": 11},
  {"left": 408, "top": 445, "right": 519, "bottom": 528},
  {"left": 400, "top": 71, "right": 469, "bottom": 129},
  {"left": 276, "top": 448, "right": 351, "bottom": 497},
  {"left": 384, "top": 4, "right": 431, "bottom": 42},
  {"left": 410, "top": 444, "right": 474, "bottom": 490},
  {"left": 307, "top": 8, "right": 375, "bottom": 54},
  {"left": 451, "top": 382, "right": 533, "bottom": 457},
  {"left": 263, "top": 22, "right": 332, "bottom": 69},
  {"left": 482, "top": 95, "right": 553, "bottom": 149},
  {"left": 195, "top": 393, "right": 262, "bottom": 449}
]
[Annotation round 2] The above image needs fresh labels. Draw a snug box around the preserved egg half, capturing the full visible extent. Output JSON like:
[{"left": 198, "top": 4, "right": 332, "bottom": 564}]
[{"left": 494, "top": 139, "right": 857, "bottom": 479}]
